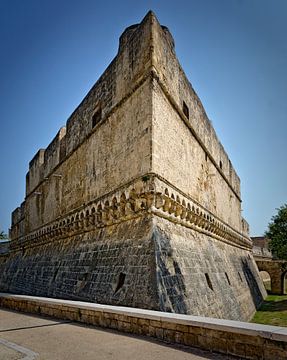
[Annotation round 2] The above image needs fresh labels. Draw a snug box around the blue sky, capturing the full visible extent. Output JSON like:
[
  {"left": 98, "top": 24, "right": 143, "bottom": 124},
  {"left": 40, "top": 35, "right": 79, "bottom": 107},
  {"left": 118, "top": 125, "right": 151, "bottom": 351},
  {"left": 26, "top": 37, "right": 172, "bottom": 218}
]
[{"left": 0, "top": 0, "right": 286, "bottom": 236}]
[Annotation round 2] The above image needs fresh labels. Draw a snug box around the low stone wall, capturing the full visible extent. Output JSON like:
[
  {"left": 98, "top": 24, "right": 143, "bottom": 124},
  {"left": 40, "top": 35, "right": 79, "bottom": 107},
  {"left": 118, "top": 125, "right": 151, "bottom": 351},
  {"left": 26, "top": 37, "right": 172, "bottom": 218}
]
[
  {"left": 252, "top": 245, "right": 273, "bottom": 259},
  {"left": 0, "top": 293, "right": 286, "bottom": 359}
]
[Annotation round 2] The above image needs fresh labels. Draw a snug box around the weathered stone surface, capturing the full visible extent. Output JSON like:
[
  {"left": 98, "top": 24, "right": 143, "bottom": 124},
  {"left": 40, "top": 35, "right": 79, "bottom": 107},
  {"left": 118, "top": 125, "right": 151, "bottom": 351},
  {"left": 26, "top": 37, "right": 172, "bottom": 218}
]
[
  {"left": 0, "top": 11, "right": 266, "bottom": 321},
  {"left": 1, "top": 216, "right": 157, "bottom": 309},
  {"left": 153, "top": 216, "right": 264, "bottom": 320}
]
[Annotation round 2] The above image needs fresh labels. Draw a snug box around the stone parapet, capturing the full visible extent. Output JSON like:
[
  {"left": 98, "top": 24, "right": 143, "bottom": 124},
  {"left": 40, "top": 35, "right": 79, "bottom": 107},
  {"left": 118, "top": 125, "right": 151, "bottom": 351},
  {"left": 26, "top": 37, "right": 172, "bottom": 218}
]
[
  {"left": 253, "top": 246, "right": 273, "bottom": 259},
  {"left": 0, "top": 293, "right": 286, "bottom": 360}
]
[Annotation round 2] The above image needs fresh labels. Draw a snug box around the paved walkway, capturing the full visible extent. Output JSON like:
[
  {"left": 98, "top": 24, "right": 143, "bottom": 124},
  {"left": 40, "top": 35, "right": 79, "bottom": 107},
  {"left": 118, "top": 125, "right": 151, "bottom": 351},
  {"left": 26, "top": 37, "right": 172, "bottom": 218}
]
[{"left": 0, "top": 309, "right": 231, "bottom": 360}]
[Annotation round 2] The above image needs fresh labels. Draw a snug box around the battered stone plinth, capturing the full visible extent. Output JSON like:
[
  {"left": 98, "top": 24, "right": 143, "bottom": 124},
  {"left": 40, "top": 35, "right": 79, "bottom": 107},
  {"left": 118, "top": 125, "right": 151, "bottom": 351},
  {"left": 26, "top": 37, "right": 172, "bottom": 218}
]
[{"left": 0, "top": 11, "right": 266, "bottom": 321}]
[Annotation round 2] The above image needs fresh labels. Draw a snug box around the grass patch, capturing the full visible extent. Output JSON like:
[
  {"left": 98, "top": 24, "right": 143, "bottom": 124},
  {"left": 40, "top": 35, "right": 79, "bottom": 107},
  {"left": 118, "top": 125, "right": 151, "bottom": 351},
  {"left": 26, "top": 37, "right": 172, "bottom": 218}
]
[{"left": 251, "top": 294, "right": 287, "bottom": 327}]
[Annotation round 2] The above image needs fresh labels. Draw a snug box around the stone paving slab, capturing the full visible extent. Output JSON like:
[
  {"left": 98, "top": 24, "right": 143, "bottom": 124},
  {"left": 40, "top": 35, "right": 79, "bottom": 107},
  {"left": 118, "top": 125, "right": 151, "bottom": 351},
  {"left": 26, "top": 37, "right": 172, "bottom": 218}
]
[
  {"left": 0, "top": 344, "right": 22, "bottom": 360},
  {"left": 0, "top": 309, "right": 231, "bottom": 360}
]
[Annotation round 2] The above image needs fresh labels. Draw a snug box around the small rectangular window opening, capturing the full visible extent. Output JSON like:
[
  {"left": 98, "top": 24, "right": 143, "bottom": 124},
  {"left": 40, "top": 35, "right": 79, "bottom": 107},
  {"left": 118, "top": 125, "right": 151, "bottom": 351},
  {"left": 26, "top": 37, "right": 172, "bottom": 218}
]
[
  {"left": 225, "top": 272, "right": 231, "bottom": 285},
  {"left": 114, "top": 272, "right": 126, "bottom": 294},
  {"left": 183, "top": 101, "right": 189, "bottom": 119},
  {"left": 205, "top": 273, "right": 213, "bottom": 291},
  {"left": 92, "top": 108, "right": 102, "bottom": 128},
  {"left": 219, "top": 160, "right": 223, "bottom": 169}
]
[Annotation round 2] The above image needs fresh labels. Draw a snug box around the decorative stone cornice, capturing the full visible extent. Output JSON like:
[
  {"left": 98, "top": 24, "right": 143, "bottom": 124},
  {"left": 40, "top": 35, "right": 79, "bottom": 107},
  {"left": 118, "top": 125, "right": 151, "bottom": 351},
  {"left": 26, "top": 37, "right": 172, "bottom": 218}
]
[
  {"left": 152, "top": 176, "right": 251, "bottom": 250},
  {"left": 10, "top": 174, "right": 252, "bottom": 251}
]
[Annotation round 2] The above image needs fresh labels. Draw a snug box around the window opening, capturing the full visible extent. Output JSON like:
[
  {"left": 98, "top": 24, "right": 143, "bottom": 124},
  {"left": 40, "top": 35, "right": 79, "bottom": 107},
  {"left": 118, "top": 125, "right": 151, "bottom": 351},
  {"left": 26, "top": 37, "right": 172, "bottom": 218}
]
[
  {"left": 114, "top": 272, "right": 126, "bottom": 294},
  {"left": 92, "top": 108, "right": 102, "bottom": 128},
  {"left": 182, "top": 101, "right": 189, "bottom": 119},
  {"left": 205, "top": 273, "right": 213, "bottom": 291},
  {"left": 225, "top": 272, "right": 231, "bottom": 285}
]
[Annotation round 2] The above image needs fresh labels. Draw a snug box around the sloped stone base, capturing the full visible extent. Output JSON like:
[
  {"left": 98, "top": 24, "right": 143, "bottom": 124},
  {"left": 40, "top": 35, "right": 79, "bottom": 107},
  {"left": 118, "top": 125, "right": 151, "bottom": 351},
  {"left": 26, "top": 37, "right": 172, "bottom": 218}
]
[{"left": 0, "top": 214, "right": 265, "bottom": 321}]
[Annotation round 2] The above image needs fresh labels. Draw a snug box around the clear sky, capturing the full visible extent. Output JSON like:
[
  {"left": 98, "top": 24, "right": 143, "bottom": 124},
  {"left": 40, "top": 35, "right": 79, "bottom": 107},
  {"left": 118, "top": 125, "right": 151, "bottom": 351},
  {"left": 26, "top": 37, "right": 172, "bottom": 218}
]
[{"left": 0, "top": 0, "right": 286, "bottom": 236}]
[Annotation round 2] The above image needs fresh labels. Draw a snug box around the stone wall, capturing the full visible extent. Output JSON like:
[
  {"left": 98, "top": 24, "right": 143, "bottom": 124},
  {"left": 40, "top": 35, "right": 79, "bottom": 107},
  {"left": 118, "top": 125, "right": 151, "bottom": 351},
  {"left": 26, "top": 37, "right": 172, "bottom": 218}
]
[
  {"left": 150, "top": 15, "right": 243, "bottom": 232},
  {"left": 153, "top": 216, "right": 265, "bottom": 320},
  {"left": 10, "top": 202, "right": 25, "bottom": 240},
  {"left": 15, "top": 13, "right": 155, "bottom": 235},
  {"left": 152, "top": 79, "right": 241, "bottom": 231},
  {"left": 253, "top": 246, "right": 272, "bottom": 259},
  {"left": 1, "top": 175, "right": 266, "bottom": 320},
  {"left": 256, "top": 259, "right": 287, "bottom": 295},
  {"left": 23, "top": 78, "right": 152, "bottom": 233},
  {"left": 1, "top": 215, "right": 157, "bottom": 309},
  {"left": 151, "top": 15, "right": 240, "bottom": 196},
  {"left": 252, "top": 236, "right": 271, "bottom": 249}
]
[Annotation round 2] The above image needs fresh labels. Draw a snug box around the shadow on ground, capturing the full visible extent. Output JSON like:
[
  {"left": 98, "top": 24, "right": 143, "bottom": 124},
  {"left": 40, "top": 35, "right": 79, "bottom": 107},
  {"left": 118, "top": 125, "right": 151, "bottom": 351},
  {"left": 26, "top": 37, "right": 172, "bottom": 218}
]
[
  {"left": 258, "top": 299, "right": 287, "bottom": 312},
  {"left": 252, "top": 295, "right": 287, "bottom": 327}
]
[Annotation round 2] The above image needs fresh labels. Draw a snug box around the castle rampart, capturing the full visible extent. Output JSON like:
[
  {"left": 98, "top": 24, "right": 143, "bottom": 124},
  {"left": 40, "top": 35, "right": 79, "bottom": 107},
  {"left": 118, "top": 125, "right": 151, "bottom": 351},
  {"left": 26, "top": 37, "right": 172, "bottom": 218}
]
[{"left": 1, "top": 12, "right": 266, "bottom": 321}]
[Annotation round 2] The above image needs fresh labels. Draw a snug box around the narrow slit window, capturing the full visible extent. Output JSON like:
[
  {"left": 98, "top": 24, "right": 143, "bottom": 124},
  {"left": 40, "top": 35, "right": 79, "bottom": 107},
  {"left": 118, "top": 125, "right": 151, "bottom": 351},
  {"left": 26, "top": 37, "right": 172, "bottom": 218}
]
[
  {"left": 225, "top": 272, "right": 231, "bottom": 285},
  {"left": 92, "top": 108, "right": 102, "bottom": 128},
  {"left": 205, "top": 273, "right": 213, "bottom": 291},
  {"left": 183, "top": 101, "right": 189, "bottom": 119},
  {"left": 114, "top": 272, "right": 126, "bottom": 294},
  {"left": 219, "top": 160, "right": 223, "bottom": 169}
]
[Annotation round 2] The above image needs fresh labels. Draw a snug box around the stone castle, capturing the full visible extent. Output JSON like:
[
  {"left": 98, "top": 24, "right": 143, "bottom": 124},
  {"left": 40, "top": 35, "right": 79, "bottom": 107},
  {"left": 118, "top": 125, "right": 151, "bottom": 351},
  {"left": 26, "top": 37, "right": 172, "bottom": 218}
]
[{"left": 0, "top": 11, "right": 266, "bottom": 321}]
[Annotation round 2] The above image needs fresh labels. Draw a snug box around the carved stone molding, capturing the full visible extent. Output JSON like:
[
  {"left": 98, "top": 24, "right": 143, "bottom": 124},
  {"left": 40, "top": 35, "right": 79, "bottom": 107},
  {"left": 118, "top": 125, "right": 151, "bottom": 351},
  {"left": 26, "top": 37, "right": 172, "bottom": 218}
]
[
  {"left": 10, "top": 174, "right": 252, "bottom": 251},
  {"left": 152, "top": 176, "right": 252, "bottom": 250}
]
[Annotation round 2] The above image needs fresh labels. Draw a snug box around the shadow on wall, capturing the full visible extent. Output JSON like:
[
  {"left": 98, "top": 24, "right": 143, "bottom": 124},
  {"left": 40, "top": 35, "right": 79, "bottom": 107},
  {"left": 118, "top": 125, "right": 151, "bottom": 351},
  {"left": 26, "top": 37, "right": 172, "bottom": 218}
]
[
  {"left": 241, "top": 257, "right": 264, "bottom": 308},
  {"left": 153, "top": 227, "right": 188, "bottom": 314}
]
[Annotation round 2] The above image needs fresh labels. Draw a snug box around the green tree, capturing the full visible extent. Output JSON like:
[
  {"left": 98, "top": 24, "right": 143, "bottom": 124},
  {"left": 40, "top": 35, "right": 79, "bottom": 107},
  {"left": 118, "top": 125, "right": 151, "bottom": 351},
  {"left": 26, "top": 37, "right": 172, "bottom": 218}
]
[
  {"left": 265, "top": 204, "right": 287, "bottom": 260},
  {"left": 0, "top": 231, "right": 8, "bottom": 240}
]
